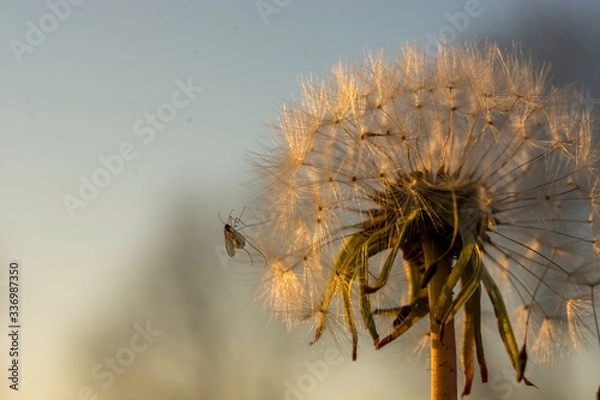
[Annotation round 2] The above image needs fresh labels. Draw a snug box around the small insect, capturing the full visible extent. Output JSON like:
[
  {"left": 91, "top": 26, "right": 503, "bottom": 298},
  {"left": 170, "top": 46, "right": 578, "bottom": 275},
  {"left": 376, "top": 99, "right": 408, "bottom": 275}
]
[
  {"left": 219, "top": 208, "right": 266, "bottom": 265},
  {"left": 223, "top": 219, "right": 247, "bottom": 257}
]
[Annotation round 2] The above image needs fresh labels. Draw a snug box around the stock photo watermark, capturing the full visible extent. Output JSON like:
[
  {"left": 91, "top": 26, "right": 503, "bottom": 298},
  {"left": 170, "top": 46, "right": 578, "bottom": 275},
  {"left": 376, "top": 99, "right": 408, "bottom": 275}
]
[
  {"left": 256, "top": 0, "right": 291, "bottom": 25},
  {"left": 423, "top": 0, "right": 494, "bottom": 54},
  {"left": 9, "top": 0, "right": 87, "bottom": 65},
  {"left": 284, "top": 346, "right": 344, "bottom": 400},
  {"left": 477, "top": 363, "right": 540, "bottom": 400},
  {"left": 66, "top": 320, "right": 163, "bottom": 400},
  {"left": 61, "top": 77, "right": 203, "bottom": 218},
  {"left": 6, "top": 261, "right": 21, "bottom": 392}
]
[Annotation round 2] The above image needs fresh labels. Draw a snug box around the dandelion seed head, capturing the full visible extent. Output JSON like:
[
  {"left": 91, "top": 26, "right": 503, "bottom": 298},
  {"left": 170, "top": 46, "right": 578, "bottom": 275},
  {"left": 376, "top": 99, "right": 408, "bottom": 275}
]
[{"left": 249, "top": 42, "right": 599, "bottom": 366}]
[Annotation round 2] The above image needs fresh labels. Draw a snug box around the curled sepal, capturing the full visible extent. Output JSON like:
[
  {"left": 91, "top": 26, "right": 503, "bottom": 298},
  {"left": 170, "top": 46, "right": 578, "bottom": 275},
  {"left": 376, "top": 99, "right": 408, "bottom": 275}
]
[
  {"left": 461, "top": 259, "right": 487, "bottom": 397},
  {"left": 438, "top": 243, "right": 482, "bottom": 329},
  {"left": 461, "top": 294, "right": 476, "bottom": 398},
  {"left": 472, "top": 287, "right": 488, "bottom": 384},
  {"left": 358, "top": 211, "right": 422, "bottom": 347},
  {"left": 375, "top": 296, "right": 430, "bottom": 349},
  {"left": 517, "top": 343, "right": 537, "bottom": 388},
  {"left": 435, "top": 241, "right": 476, "bottom": 323},
  {"left": 481, "top": 266, "right": 536, "bottom": 388},
  {"left": 341, "top": 280, "right": 358, "bottom": 361},
  {"left": 362, "top": 209, "right": 421, "bottom": 294},
  {"left": 310, "top": 234, "right": 363, "bottom": 348},
  {"left": 461, "top": 252, "right": 487, "bottom": 398}
]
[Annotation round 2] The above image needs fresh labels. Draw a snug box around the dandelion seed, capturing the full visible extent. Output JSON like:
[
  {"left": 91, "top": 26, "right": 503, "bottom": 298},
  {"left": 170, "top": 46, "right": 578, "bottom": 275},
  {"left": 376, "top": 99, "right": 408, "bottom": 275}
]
[
  {"left": 244, "top": 42, "right": 600, "bottom": 399},
  {"left": 566, "top": 298, "right": 595, "bottom": 351}
]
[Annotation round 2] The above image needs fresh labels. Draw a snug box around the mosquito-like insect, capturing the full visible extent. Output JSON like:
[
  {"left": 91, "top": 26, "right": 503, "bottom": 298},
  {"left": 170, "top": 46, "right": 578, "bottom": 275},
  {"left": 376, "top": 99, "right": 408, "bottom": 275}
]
[
  {"left": 218, "top": 208, "right": 266, "bottom": 266},
  {"left": 223, "top": 220, "right": 246, "bottom": 257}
]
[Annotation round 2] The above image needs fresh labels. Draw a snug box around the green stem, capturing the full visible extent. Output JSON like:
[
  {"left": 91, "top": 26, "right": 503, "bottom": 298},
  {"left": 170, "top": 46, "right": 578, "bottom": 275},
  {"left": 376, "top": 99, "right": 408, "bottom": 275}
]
[{"left": 423, "top": 237, "right": 457, "bottom": 400}]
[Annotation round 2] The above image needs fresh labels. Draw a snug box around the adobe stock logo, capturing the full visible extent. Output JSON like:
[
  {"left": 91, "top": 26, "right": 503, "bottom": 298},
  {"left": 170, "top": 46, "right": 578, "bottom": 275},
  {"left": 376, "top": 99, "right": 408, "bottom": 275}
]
[
  {"left": 66, "top": 321, "right": 163, "bottom": 400},
  {"left": 61, "top": 77, "right": 203, "bottom": 218},
  {"left": 9, "top": 0, "right": 86, "bottom": 65},
  {"left": 422, "top": 0, "right": 493, "bottom": 55},
  {"left": 255, "top": 0, "right": 291, "bottom": 25},
  {"left": 283, "top": 347, "right": 345, "bottom": 400}
]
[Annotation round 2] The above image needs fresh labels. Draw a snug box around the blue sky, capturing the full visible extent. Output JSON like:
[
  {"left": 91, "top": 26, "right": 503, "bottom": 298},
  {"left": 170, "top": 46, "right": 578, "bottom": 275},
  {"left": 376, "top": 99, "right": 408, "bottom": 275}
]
[{"left": 1, "top": 1, "right": 599, "bottom": 399}]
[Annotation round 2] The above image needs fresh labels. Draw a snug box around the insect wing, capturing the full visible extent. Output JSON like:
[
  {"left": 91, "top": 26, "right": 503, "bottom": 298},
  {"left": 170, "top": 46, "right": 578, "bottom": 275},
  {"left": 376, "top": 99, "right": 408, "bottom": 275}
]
[
  {"left": 224, "top": 226, "right": 237, "bottom": 257},
  {"left": 233, "top": 229, "right": 246, "bottom": 249},
  {"left": 224, "top": 224, "right": 247, "bottom": 257}
]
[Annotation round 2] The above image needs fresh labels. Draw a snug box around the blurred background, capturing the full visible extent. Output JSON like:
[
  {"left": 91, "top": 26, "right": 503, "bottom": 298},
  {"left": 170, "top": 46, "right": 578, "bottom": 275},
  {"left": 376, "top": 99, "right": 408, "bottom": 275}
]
[{"left": 0, "top": 1, "right": 599, "bottom": 399}]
